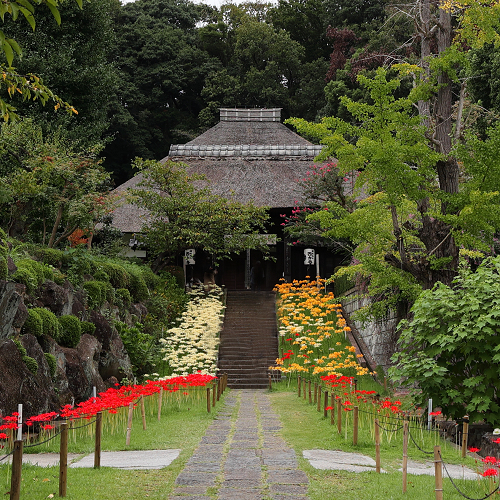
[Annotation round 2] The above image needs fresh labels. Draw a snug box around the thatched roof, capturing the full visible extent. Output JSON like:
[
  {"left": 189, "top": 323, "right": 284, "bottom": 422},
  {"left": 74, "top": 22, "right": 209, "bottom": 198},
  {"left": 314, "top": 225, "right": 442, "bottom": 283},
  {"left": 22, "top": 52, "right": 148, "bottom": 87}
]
[{"left": 109, "top": 108, "right": 328, "bottom": 232}]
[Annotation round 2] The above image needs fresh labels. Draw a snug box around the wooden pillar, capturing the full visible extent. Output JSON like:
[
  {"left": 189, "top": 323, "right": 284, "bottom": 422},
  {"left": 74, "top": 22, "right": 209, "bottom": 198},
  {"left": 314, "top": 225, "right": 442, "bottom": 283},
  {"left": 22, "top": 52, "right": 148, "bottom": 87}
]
[
  {"left": 59, "top": 422, "right": 68, "bottom": 497},
  {"left": 94, "top": 412, "right": 102, "bottom": 469}
]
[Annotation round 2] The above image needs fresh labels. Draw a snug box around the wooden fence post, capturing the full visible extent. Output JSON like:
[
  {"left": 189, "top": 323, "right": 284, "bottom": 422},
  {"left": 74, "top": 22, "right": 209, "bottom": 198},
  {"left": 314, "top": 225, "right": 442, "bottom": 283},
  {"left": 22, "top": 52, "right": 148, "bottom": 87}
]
[
  {"left": 212, "top": 381, "right": 217, "bottom": 408},
  {"left": 337, "top": 399, "right": 342, "bottom": 434},
  {"left": 125, "top": 402, "right": 134, "bottom": 446},
  {"left": 140, "top": 396, "right": 147, "bottom": 430},
  {"left": 217, "top": 377, "right": 222, "bottom": 401},
  {"left": 157, "top": 387, "right": 163, "bottom": 421},
  {"left": 434, "top": 446, "right": 443, "bottom": 500},
  {"left": 330, "top": 394, "right": 335, "bottom": 425},
  {"left": 461, "top": 419, "right": 469, "bottom": 458},
  {"left": 59, "top": 422, "right": 68, "bottom": 497},
  {"left": 402, "top": 420, "right": 408, "bottom": 493},
  {"left": 308, "top": 380, "right": 312, "bottom": 404},
  {"left": 268, "top": 375, "right": 272, "bottom": 391},
  {"left": 353, "top": 406, "right": 359, "bottom": 446},
  {"left": 94, "top": 412, "right": 102, "bottom": 469},
  {"left": 207, "top": 387, "right": 211, "bottom": 413},
  {"left": 314, "top": 383, "right": 317, "bottom": 404},
  {"left": 298, "top": 376, "right": 301, "bottom": 397},
  {"left": 303, "top": 379, "right": 306, "bottom": 401},
  {"left": 10, "top": 440, "right": 23, "bottom": 500},
  {"left": 317, "top": 386, "right": 321, "bottom": 412},
  {"left": 323, "top": 390, "right": 328, "bottom": 418},
  {"left": 375, "top": 418, "right": 381, "bottom": 473}
]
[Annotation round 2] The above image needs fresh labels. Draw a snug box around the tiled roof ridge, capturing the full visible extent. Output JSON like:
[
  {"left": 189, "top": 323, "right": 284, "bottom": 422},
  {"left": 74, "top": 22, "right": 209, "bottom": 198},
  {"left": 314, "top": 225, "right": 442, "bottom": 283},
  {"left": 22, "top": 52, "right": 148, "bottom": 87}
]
[{"left": 168, "top": 144, "right": 323, "bottom": 157}]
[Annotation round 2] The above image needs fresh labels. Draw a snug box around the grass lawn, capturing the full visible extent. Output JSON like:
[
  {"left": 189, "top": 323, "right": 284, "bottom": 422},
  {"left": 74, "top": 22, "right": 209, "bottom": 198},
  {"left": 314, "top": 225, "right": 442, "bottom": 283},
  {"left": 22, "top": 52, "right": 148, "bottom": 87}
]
[
  {"left": 269, "top": 379, "right": 494, "bottom": 500},
  {"left": 0, "top": 388, "right": 227, "bottom": 500}
]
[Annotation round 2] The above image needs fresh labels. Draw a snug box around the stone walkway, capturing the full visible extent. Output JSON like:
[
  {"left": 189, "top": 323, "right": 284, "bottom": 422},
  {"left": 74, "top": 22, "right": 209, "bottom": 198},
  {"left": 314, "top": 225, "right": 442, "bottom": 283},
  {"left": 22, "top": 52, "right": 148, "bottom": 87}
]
[{"left": 170, "top": 389, "right": 309, "bottom": 500}]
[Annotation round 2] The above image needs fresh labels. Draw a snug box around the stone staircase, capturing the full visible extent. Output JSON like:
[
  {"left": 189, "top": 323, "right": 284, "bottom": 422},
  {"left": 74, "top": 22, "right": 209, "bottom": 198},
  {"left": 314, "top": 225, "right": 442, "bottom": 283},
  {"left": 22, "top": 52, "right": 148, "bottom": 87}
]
[{"left": 218, "top": 290, "right": 279, "bottom": 389}]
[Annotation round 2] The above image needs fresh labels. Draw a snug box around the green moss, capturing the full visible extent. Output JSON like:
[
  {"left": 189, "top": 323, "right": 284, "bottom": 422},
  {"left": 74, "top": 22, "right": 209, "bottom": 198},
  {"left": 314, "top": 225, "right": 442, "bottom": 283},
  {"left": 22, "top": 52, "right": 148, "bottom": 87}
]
[
  {"left": 44, "top": 353, "right": 57, "bottom": 378},
  {"left": 31, "top": 247, "right": 66, "bottom": 268},
  {"left": 33, "top": 307, "right": 61, "bottom": 342},
  {"left": 12, "top": 266, "right": 38, "bottom": 294},
  {"left": 93, "top": 269, "right": 109, "bottom": 281},
  {"left": 58, "top": 315, "right": 82, "bottom": 348},
  {"left": 22, "top": 309, "right": 43, "bottom": 338},
  {"left": 81, "top": 321, "right": 96, "bottom": 336},
  {"left": 100, "top": 262, "right": 130, "bottom": 289},
  {"left": 12, "top": 259, "right": 54, "bottom": 293},
  {"left": 23, "top": 355, "right": 38, "bottom": 375},
  {"left": 141, "top": 267, "right": 161, "bottom": 290},
  {"left": 13, "top": 339, "right": 27, "bottom": 357}
]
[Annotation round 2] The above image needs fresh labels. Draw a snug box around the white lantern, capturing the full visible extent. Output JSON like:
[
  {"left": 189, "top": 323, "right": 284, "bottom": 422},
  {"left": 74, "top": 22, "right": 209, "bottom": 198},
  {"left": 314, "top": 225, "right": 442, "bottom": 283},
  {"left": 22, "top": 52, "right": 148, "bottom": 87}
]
[{"left": 304, "top": 248, "right": 315, "bottom": 266}]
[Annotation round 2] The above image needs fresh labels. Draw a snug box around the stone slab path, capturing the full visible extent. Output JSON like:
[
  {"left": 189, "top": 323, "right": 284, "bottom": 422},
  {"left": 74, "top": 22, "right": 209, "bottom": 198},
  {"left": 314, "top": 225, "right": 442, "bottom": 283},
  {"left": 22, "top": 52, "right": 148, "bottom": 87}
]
[{"left": 170, "top": 389, "right": 309, "bottom": 500}]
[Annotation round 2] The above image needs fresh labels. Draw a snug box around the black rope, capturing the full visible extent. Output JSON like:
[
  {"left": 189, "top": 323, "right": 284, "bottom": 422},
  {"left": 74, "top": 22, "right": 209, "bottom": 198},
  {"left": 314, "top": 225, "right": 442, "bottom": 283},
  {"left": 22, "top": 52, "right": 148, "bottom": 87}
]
[
  {"left": 375, "top": 420, "right": 404, "bottom": 432},
  {"left": 24, "top": 429, "right": 63, "bottom": 449},
  {"left": 408, "top": 427, "right": 435, "bottom": 455},
  {"left": 69, "top": 418, "right": 97, "bottom": 430},
  {"left": 0, "top": 449, "right": 15, "bottom": 462},
  {"left": 440, "top": 451, "right": 500, "bottom": 500}
]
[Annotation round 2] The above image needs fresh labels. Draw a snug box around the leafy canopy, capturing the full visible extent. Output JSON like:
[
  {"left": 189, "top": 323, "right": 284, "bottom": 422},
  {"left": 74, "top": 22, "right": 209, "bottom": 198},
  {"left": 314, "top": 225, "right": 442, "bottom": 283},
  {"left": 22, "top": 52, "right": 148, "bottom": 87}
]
[
  {"left": 390, "top": 256, "right": 500, "bottom": 425},
  {"left": 130, "top": 159, "right": 270, "bottom": 265}
]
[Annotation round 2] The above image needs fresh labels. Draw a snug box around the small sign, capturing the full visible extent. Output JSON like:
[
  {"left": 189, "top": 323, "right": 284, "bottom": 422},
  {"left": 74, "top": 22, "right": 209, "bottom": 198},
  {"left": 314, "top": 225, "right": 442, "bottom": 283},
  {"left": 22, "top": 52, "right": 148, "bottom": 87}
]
[
  {"left": 185, "top": 248, "right": 195, "bottom": 265},
  {"left": 304, "top": 248, "right": 315, "bottom": 266}
]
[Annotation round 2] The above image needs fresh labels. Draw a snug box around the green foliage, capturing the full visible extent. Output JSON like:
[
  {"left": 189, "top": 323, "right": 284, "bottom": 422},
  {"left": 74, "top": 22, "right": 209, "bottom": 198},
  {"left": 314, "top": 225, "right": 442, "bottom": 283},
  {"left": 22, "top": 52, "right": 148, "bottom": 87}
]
[
  {"left": 44, "top": 352, "right": 57, "bottom": 378},
  {"left": 0, "top": 256, "right": 7, "bottom": 280},
  {"left": 57, "top": 314, "right": 81, "bottom": 348},
  {"left": 131, "top": 159, "right": 270, "bottom": 266},
  {"left": 22, "top": 309, "right": 43, "bottom": 338},
  {"left": 122, "top": 266, "right": 149, "bottom": 303},
  {"left": 12, "top": 258, "right": 51, "bottom": 293},
  {"left": 13, "top": 338, "right": 27, "bottom": 357},
  {"left": 390, "top": 256, "right": 500, "bottom": 424},
  {"left": 114, "top": 321, "right": 155, "bottom": 377},
  {"left": 33, "top": 307, "right": 61, "bottom": 342},
  {"left": 29, "top": 247, "right": 66, "bottom": 268},
  {"left": 22, "top": 355, "right": 38, "bottom": 375},
  {"left": 80, "top": 321, "right": 96, "bottom": 336},
  {"left": 0, "top": 121, "right": 113, "bottom": 247},
  {"left": 82, "top": 280, "right": 113, "bottom": 309},
  {"left": 96, "top": 261, "right": 130, "bottom": 289},
  {"left": 115, "top": 288, "right": 132, "bottom": 308}
]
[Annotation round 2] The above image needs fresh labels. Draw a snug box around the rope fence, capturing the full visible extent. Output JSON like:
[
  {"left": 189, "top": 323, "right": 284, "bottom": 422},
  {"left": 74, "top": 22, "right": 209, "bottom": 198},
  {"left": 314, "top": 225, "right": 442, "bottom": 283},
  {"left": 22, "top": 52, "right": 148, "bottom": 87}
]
[
  {"left": 1, "top": 372, "right": 228, "bottom": 500},
  {"left": 271, "top": 374, "right": 500, "bottom": 500}
]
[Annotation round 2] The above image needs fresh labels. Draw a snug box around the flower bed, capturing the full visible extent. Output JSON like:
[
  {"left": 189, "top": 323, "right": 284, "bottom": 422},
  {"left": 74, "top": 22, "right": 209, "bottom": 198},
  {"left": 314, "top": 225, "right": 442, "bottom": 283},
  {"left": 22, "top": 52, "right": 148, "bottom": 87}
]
[
  {"left": 160, "top": 285, "right": 225, "bottom": 376},
  {"left": 271, "top": 278, "right": 373, "bottom": 379}
]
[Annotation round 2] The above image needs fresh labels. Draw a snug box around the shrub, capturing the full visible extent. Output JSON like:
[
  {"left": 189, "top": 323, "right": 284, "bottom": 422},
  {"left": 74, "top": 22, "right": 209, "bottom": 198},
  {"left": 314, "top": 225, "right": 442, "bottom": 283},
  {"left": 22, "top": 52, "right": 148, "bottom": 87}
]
[
  {"left": 30, "top": 247, "right": 66, "bottom": 268},
  {"left": 92, "top": 269, "right": 109, "bottom": 282},
  {"left": 115, "top": 321, "right": 155, "bottom": 376},
  {"left": 82, "top": 280, "right": 113, "bottom": 308},
  {"left": 33, "top": 307, "right": 61, "bottom": 342},
  {"left": 44, "top": 353, "right": 57, "bottom": 378},
  {"left": 115, "top": 288, "right": 132, "bottom": 308},
  {"left": 163, "top": 266, "right": 184, "bottom": 289},
  {"left": 12, "top": 259, "right": 53, "bottom": 293},
  {"left": 23, "top": 355, "right": 38, "bottom": 375},
  {"left": 141, "top": 266, "right": 161, "bottom": 290},
  {"left": 81, "top": 321, "right": 96, "bottom": 336},
  {"left": 99, "top": 262, "right": 130, "bottom": 288},
  {"left": 125, "top": 267, "right": 149, "bottom": 302},
  {"left": 22, "top": 309, "right": 43, "bottom": 338},
  {"left": 58, "top": 315, "right": 82, "bottom": 348},
  {"left": 12, "top": 266, "right": 39, "bottom": 294}
]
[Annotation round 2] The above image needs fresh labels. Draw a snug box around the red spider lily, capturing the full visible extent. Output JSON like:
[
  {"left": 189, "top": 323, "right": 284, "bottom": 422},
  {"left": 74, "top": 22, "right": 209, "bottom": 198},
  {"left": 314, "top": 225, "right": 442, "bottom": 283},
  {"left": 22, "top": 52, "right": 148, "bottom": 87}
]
[
  {"left": 41, "top": 425, "right": 54, "bottom": 430},
  {"left": 429, "top": 410, "right": 442, "bottom": 416},
  {"left": 469, "top": 447, "right": 480, "bottom": 453},
  {"left": 0, "top": 433, "right": 7, "bottom": 439},
  {"left": 493, "top": 438, "right": 500, "bottom": 444},
  {"left": 325, "top": 406, "right": 334, "bottom": 411},
  {"left": 483, "top": 468, "right": 498, "bottom": 477},
  {"left": 483, "top": 456, "right": 497, "bottom": 464}
]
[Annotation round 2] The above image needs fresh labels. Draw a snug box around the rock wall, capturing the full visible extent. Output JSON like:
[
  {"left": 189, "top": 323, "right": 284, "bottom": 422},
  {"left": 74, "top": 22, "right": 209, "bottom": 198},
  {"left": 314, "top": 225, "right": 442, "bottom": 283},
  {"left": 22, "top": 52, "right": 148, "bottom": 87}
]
[
  {"left": 341, "top": 288, "right": 399, "bottom": 373},
  {"left": 0, "top": 278, "right": 134, "bottom": 418}
]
